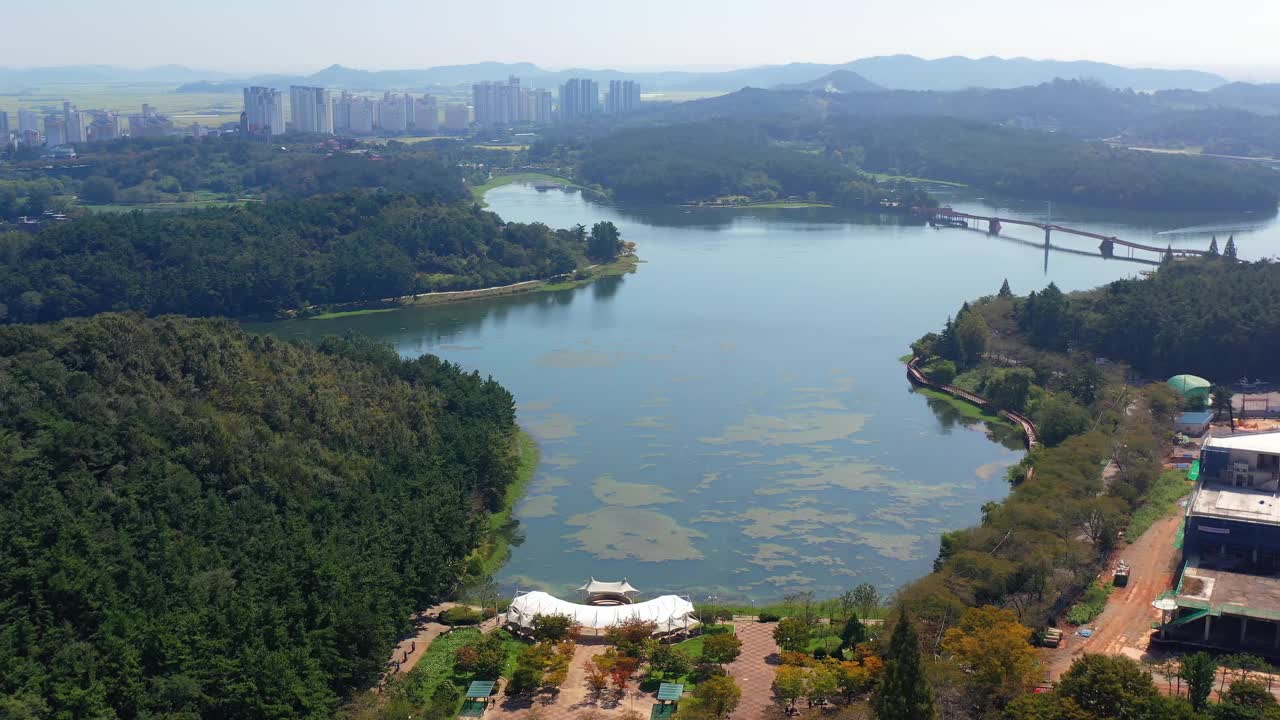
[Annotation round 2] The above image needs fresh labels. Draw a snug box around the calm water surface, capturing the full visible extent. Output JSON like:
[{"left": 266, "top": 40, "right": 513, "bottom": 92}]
[{"left": 259, "top": 184, "right": 1280, "bottom": 602}]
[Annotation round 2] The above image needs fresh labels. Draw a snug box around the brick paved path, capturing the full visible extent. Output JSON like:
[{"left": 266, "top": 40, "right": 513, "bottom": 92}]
[{"left": 725, "top": 620, "right": 781, "bottom": 719}]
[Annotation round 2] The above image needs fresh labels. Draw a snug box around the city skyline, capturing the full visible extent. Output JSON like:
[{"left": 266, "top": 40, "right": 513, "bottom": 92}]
[{"left": 4, "top": 0, "right": 1280, "bottom": 80}]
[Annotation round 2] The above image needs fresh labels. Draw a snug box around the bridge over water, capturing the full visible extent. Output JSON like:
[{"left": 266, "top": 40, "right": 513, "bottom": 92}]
[{"left": 916, "top": 206, "right": 1210, "bottom": 262}]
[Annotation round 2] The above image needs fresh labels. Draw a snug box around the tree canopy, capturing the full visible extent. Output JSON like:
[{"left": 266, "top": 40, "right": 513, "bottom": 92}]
[
  {"left": 0, "top": 314, "right": 520, "bottom": 718},
  {"left": 0, "top": 191, "right": 601, "bottom": 323}
]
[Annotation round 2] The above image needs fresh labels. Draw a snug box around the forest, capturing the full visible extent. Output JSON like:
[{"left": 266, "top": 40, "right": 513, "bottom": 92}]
[
  {"left": 0, "top": 136, "right": 469, "bottom": 219},
  {"left": 0, "top": 314, "right": 520, "bottom": 718},
  {"left": 825, "top": 116, "right": 1280, "bottom": 210},
  {"left": 575, "top": 121, "right": 932, "bottom": 208},
  {"left": 0, "top": 191, "right": 618, "bottom": 322},
  {"left": 1015, "top": 257, "right": 1280, "bottom": 381}
]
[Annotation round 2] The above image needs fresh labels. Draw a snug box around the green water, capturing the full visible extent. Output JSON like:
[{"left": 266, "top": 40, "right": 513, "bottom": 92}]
[{"left": 257, "top": 183, "right": 1280, "bottom": 602}]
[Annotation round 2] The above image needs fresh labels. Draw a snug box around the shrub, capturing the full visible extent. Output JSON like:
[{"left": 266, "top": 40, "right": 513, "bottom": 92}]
[
  {"left": 441, "top": 607, "right": 483, "bottom": 625},
  {"left": 757, "top": 612, "right": 781, "bottom": 622},
  {"left": 813, "top": 647, "right": 828, "bottom": 660},
  {"left": 1067, "top": 583, "right": 1112, "bottom": 626}
]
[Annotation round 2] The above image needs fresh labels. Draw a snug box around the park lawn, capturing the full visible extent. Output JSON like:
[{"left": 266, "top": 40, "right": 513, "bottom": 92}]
[
  {"left": 469, "top": 172, "right": 578, "bottom": 202},
  {"left": 674, "top": 624, "right": 734, "bottom": 659},
  {"left": 403, "top": 627, "right": 528, "bottom": 705},
  {"left": 805, "top": 633, "right": 842, "bottom": 654},
  {"left": 867, "top": 172, "right": 968, "bottom": 187}
]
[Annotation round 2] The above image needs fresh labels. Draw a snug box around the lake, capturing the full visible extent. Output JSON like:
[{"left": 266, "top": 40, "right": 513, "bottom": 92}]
[{"left": 258, "top": 183, "right": 1280, "bottom": 603}]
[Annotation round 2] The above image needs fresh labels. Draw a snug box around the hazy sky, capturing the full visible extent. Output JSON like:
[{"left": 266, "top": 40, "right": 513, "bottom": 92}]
[{"left": 9, "top": 0, "right": 1280, "bottom": 78}]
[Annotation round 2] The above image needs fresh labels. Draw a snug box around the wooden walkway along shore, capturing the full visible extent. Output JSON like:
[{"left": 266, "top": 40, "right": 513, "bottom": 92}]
[{"left": 907, "top": 357, "right": 1040, "bottom": 475}]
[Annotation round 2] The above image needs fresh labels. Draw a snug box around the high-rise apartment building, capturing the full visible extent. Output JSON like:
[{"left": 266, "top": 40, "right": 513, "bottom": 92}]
[
  {"left": 243, "top": 86, "right": 284, "bottom": 137},
  {"left": 376, "top": 92, "right": 409, "bottom": 133},
  {"left": 526, "top": 89, "right": 554, "bottom": 124},
  {"left": 472, "top": 77, "right": 555, "bottom": 127},
  {"left": 87, "top": 111, "right": 121, "bottom": 142},
  {"left": 289, "top": 86, "right": 333, "bottom": 135},
  {"left": 413, "top": 95, "right": 439, "bottom": 133},
  {"left": 129, "top": 104, "right": 173, "bottom": 138},
  {"left": 43, "top": 115, "right": 66, "bottom": 146},
  {"left": 443, "top": 105, "right": 470, "bottom": 131},
  {"left": 18, "top": 109, "right": 40, "bottom": 138},
  {"left": 0, "top": 111, "right": 8, "bottom": 136},
  {"left": 558, "top": 78, "right": 599, "bottom": 122},
  {"left": 606, "top": 80, "right": 642, "bottom": 114},
  {"left": 332, "top": 92, "right": 377, "bottom": 135}
]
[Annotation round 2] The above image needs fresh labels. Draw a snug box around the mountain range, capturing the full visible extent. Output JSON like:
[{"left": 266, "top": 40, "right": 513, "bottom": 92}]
[{"left": 0, "top": 56, "right": 1228, "bottom": 93}]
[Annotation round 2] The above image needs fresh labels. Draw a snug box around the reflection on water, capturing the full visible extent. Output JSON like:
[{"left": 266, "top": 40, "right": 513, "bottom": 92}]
[{"left": 253, "top": 183, "right": 1280, "bottom": 601}]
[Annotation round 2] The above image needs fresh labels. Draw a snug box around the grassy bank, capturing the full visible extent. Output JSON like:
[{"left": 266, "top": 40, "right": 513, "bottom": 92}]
[
  {"left": 309, "top": 307, "right": 399, "bottom": 320},
  {"left": 1126, "top": 469, "right": 1194, "bottom": 540},
  {"left": 469, "top": 172, "right": 580, "bottom": 204},
  {"left": 537, "top": 256, "right": 639, "bottom": 292},
  {"left": 913, "top": 386, "right": 1015, "bottom": 427},
  {"left": 464, "top": 431, "right": 540, "bottom": 582}
]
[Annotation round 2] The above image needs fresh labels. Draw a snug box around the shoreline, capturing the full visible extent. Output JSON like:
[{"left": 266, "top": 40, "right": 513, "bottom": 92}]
[
  {"left": 461, "top": 429, "right": 541, "bottom": 588},
  {"left": 308, "top": 256, "right": 639, "bottom": 320}
]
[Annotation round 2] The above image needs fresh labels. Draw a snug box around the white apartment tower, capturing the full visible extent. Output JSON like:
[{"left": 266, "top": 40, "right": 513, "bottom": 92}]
[
  {"left": 413, "top": 95, "right": 439, "bottom": 133},
  {"left": 289, "top": 86, "right": 334, "bottom": 135},
  {"left": 243, "top": 86, "right": 285, "bottom": 137}
]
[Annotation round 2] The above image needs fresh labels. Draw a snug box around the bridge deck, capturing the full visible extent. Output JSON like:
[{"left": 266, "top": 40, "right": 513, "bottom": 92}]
[{"left": 918, "top": 207, "right": 1206, "bottom": 257}]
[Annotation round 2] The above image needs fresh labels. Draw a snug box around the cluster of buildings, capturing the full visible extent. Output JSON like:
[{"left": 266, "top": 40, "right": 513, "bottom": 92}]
[
  {"left": 241, "top": 85, "right": 450, "bottom": 138},
  {"left": 472, "top": 76, "right": 642, "bottom": 127},
  {"left": 240, "top": 76, "right": 642, "bottom": 138},
  {"left": 1, "top": 102, "right": 165, "bottom": 149},
  {"left": 1161, "top": 430, "right": 1280, "bottom": 654}
]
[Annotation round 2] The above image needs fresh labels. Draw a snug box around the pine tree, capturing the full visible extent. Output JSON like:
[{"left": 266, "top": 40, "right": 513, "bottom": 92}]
[
  {"left": 1208, "top": 235, "right": 1219, "bottom": 257},
  {"left": 998, "top": 278, "right": 1012, "bottom": 297},
  {"left": 1163, "top": 245, "right": 1174, "bottom": 265},
  {"left": 1224, "top": 235, "right": 1238, "bottom": 260},
  {"left": 872, "top": 609, "right": 937, "bottom": 720}
]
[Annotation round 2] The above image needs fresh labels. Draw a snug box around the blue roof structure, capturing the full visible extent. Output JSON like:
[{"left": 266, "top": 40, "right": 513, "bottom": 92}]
[{"left": 1179, "top": 411, "right": 1215, "bottom": 425}]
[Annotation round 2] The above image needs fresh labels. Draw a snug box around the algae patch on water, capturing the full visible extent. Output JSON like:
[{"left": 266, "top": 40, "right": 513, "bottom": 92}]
[
  {"left": 592, "top": 475, "right": 678, "bottom": 506},
  {"left": 563, "top": 508, "right": 705, "bottom": 561},
  {"left": 699, "top": 412, "right": 869, "bottom": 446}
]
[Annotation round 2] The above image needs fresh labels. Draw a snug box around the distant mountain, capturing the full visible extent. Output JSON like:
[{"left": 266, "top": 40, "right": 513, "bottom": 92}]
[
  {"left": 4, "top": 56, "right": 1229, "bottom": 93},
  {"left": 0, "top": 64, "right": 234, "bottom": 85},
  {"left": 1156, "top": 82, "right": 1280, "bottom": 114},
  {"left": 840, "top": 55, "right": 1224, "bottom": 92},
  {"left": 774, "top": 70, "right": 884, "bottom": 93}
]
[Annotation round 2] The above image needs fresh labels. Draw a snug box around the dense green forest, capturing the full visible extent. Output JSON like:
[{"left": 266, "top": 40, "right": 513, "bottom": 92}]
[
  {"left": 826, "top": 116, "right": 1280, "bottom": 210},
  {"left": 0, "top": 192, "right": 617, "bottom": 322},
  {"left": 1014, "top": 258, "right": 1280, "bottom": 380},
  {"left": 0, "top": 136, "right": 468, "bottom": 219},
  {"left": 575, "top": 121, "right": 931, "bottom": 208},
  {"left": 0, "top": 314, "right": 519, "bottom": 718}
]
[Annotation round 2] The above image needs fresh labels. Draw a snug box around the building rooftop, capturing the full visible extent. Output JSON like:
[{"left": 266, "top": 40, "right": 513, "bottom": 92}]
[
  {"left": 1206, "top": 431, "right": 1280, "bottom": 455},
  {"left": 1178, "top": 562, "right": 1280, "bottom": 621},
  {"left": 1179, "top": 411, "right": 1215, "bottom": 425},
  {"left": 1190, "top": 484, "right": 1280, "bottom": 524}
]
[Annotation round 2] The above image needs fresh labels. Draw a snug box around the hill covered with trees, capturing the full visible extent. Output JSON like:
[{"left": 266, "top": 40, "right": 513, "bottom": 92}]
[
  {"left": 576, "top": 120, "right": 931, "bottom": 208},
  {"left": 826, "top": 116, "right": 1280, "bottom": 210},
  {"left": 0, "top": 191, "right": 617, "bottom": 323},
  {"left": 0, "top": 314, "right": 520, "bottom": 718},
  {"left": 1016, "top": 257, "right": 1280, "bottom": 380}
]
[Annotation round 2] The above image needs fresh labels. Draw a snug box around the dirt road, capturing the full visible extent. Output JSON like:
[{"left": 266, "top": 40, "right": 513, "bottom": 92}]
[{"left": 1046, "top": 511, "right": 1184, "bottom": 679}]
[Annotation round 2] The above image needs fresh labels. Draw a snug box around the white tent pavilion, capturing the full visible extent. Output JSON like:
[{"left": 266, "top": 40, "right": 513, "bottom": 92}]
[
  {"left": 577, "top": 578, "right": 639, "bottom": 595},
  {"left": 505, "top": 590, "right": 697, "bottom": 636}
]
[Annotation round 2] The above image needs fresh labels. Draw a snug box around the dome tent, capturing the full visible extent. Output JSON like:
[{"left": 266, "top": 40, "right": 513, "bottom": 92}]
[{"left": 1167, "top": 374, "right": 1211, "bottom": 403}]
